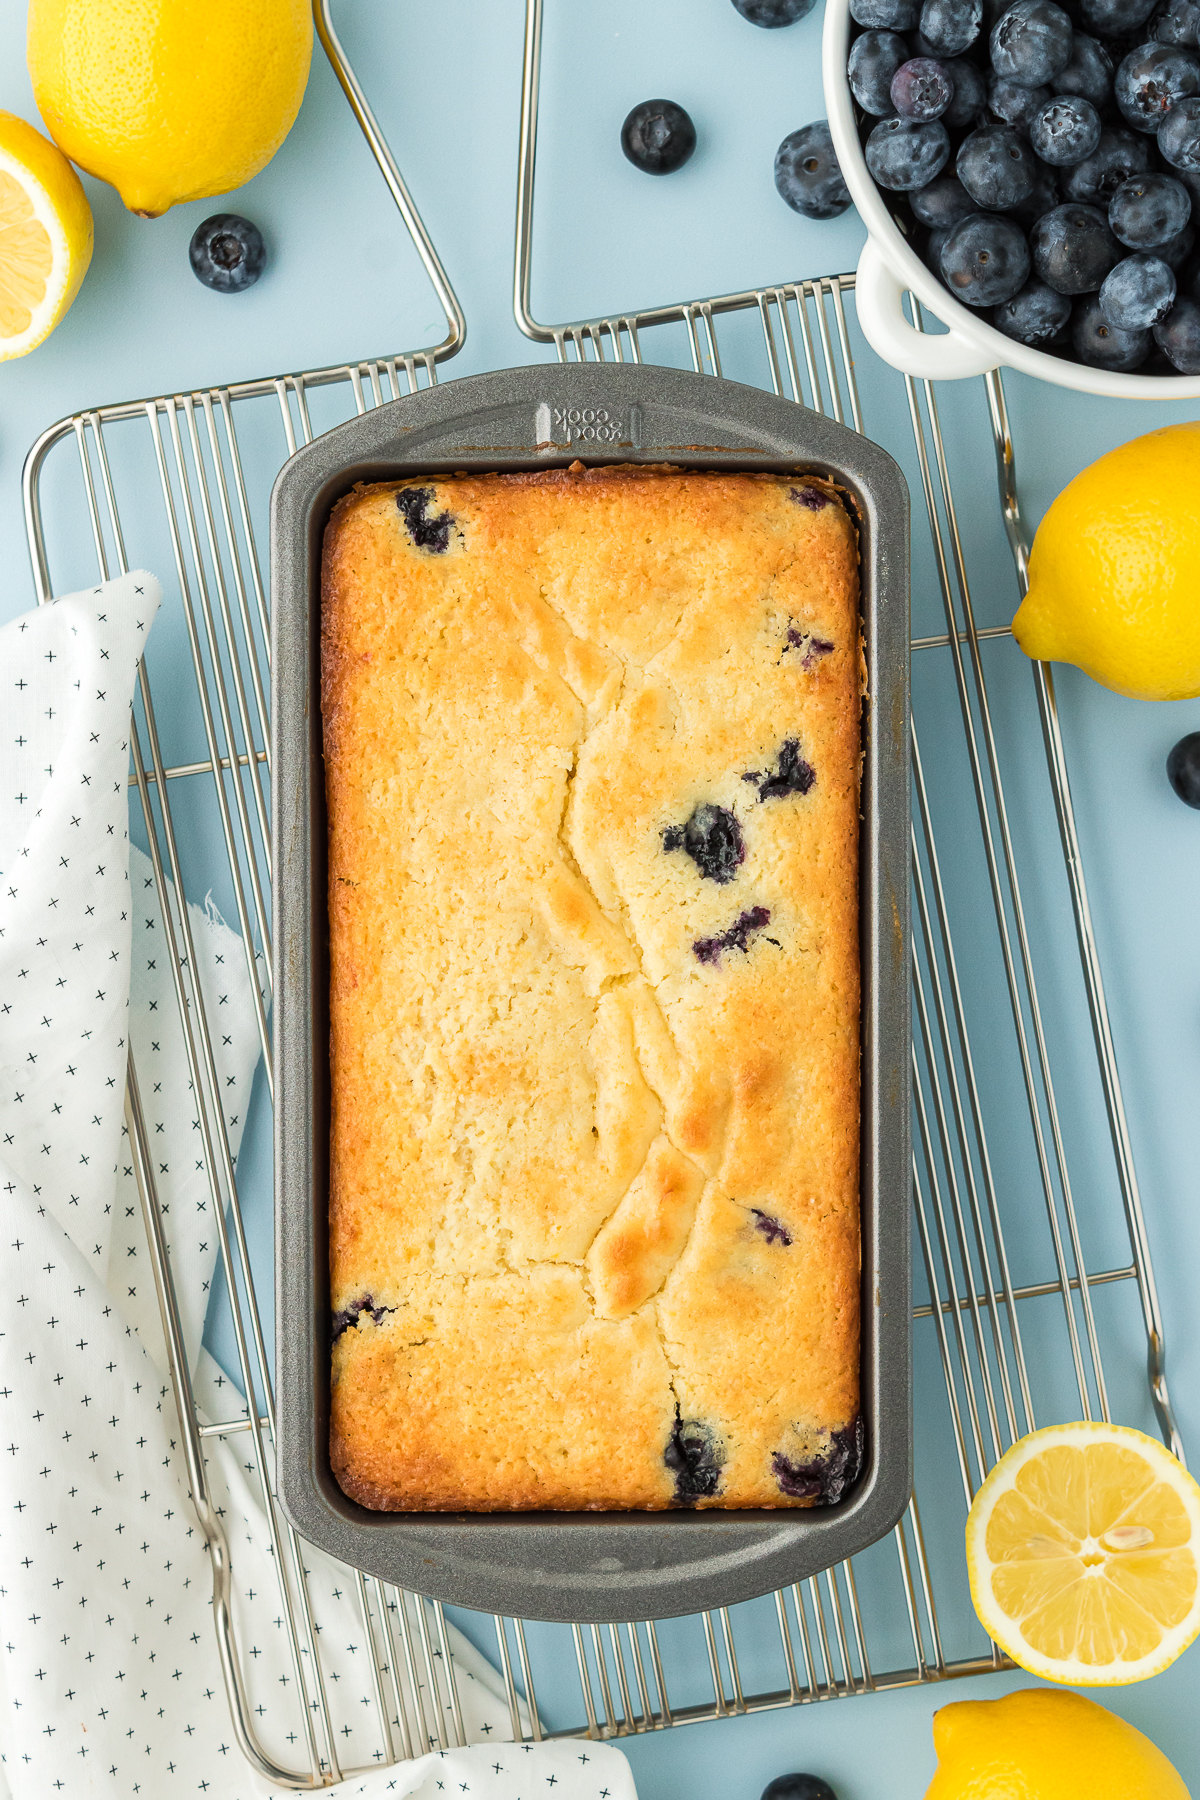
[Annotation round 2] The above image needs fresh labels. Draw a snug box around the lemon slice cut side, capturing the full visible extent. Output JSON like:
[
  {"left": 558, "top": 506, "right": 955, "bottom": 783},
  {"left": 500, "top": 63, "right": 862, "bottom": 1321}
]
[
  {"left": 0, "top": 111, "right": 93, "bottom": 361},
  {"left": 966, "top": 1422, "right": 1200, "bottom": 1686}
]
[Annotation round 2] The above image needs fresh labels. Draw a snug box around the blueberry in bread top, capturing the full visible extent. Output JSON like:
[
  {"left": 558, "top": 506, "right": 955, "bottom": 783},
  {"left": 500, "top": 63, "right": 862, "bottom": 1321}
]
[
  {"left": 665, "top": 1414, "right": 724, "bottom": 1504},
  {"left": 693, "top": 905, "right": 773, "bottom": 965},
  {"left": 772, "top": 1416, "right": 864, "bottom": 1504},
  {"left": 662, "top": 803, "right": 746, "bottom": 883},
  {"left": 744, "top": 738, "right": 817, "bottom": 801},
  {"left": 395, "top": 485, "right": 456, "bottom": 553}
]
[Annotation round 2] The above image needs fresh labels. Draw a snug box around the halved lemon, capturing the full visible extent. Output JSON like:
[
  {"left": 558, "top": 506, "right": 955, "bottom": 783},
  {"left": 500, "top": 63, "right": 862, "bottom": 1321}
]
[
  {"left": 0, "top": 110, "right": 92, "bottom": 361},
  {"left": 966, "top": 1421, "right": 1200, "bottom": 1685}
]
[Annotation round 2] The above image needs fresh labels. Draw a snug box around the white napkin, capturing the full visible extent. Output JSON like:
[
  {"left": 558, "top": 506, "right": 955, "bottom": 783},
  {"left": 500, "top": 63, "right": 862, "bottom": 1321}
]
[{"left": 0, "top": 575, "right": 637, "bottom": 1800}]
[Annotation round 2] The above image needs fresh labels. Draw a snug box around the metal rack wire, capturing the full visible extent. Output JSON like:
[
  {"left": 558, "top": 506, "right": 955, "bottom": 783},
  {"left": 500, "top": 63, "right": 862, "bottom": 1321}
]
[{"left": 20, "top": 0, "right": 1183, "bottom": 1786}]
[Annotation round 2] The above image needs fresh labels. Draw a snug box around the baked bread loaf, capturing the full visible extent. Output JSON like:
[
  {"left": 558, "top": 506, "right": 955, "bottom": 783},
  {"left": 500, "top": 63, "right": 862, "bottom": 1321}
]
[{"left": 322, "top": 463, "right": 863, "bottom": 1512}]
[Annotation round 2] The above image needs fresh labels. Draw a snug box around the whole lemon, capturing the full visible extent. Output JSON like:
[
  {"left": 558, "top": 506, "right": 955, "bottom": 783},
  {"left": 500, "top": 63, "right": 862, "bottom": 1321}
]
[
  {"left": 924, "top": 1689, "right": 1189, "bottom": 1799},
  {"left": 1012, "top": 422, "right": 1200, "bottom": 702},
  {"left": 27, "top": 0, "right": 312, "bottom": 218}
]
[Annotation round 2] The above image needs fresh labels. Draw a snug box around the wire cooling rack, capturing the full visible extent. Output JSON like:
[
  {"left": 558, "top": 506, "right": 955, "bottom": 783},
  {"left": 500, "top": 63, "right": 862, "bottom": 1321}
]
[{"left": 21, "top": 0, "right": 1184, "bottom": 1785}]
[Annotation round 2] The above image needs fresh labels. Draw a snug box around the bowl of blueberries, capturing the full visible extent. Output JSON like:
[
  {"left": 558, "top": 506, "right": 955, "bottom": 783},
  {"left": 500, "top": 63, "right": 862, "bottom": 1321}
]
[{"left": 821, "top": 0, "right": 1200, "bottom": 389}]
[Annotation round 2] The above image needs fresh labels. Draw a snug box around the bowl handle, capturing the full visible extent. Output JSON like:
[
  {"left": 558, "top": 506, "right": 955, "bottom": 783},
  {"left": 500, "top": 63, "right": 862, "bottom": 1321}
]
[{"left": 854, "top": 239, "right": 1001, "bottom": 381}]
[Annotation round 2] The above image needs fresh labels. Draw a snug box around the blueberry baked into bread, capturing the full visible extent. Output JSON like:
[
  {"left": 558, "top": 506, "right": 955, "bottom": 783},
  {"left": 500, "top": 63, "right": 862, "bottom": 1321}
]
[{"left": 321, "top": 463, "right": 863, "bottom": 1511}]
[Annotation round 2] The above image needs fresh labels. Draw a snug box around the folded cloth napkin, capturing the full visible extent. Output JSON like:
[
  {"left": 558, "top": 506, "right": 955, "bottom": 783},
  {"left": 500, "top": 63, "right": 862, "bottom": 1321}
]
[{"left": 0, "top": 575, "right": 638, "bottom": 1800}]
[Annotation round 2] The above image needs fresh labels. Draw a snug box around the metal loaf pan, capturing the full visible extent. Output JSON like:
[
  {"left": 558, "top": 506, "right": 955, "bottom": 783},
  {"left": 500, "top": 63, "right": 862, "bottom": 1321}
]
[{"left": 272, "top": 362, "right": 912, "bottom": 1624}]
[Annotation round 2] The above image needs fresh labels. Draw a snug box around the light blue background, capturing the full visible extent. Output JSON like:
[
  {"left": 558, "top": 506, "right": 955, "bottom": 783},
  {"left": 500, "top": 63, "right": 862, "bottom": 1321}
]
[{"left": 3, "top": 2, "right": 1200, "bottom": 1795}]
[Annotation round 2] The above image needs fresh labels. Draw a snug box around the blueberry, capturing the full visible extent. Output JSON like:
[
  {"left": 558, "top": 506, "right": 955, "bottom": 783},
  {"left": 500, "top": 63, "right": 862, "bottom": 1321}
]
[
  {"left": 892, "top": 55, "right": 956, "bottom": 115},
  {"left": 1080, "top": 0, "right": 1157, "bottom": 29},
  {"left": 1099, "top": 249, "right": 1178, "bottom": 318},
  {"left": 1159, "top": 218, "right": 1197, "bottom": 262},
  {"left": 396, "top": 486, "right": 456, "bottom": 552},
  {"left": 941, "top": 211, "right": 1032, "bottom": 299},
  {"left": 1115, "top": 42, "right": 1200, "bottom": 130},
  {"left": 744, "top": 738, "right": 818, "bottom": 800},
  {"left": 1032, "top": 199, "right": 1121, "bottom": 285},
  {"left": 957, "top": 123, "right": 1040, "bottom": 207},
  {"left": 789, "top": 485, "right": 832, "bottom": 509},
  {"left": 731, "top": 0, "right": 817, "bottom": 20},
  {"left": 849, "top": 30, "right": 912, "bottom": 111},
  {"left": 662, "top": 804, "right": 746, "bottom": 883},
  {"left": 851, "top": 0, "right": 921, "bottom": 23},
  {"left": 188, "top": 214, "right": 266, "bottom": 294},
  {"left": 772, "top": 1417, "right": 865, "bottom": 1504},
  {"left": 910, "top": 171, "right": 977, "bottom": 223},
  {"left": 761, "top": 1779, "right": 839, "bottom": 1800},
  {"left": 991, "top": 274, "right": 1075, "bottom": 336},
  {"left": 1167, "top": 731, "right": 1200, "bottom": 805},
  {"left": 1062, "top": 125, "right": 1154, "bottom": 199},
  {"left": 1151, "top": 0, "right": 1200, "bottom": 42},
  {"left": 1109, "top": 169, "right": 1192, "bottom": 242},
  {"left": 943, "top": 56, "right": 990, "bottom": 121},
  {"left": 1159, "top": 96, "right": 1200, "bottom": 167},
  {"left": 1153, "top": 289, "right": 1200, "bottom": 359},
  {"left": 621, "top": 100, "right": 696, "bottom": 174},
  {"left": 1011, "top": 160, "right": 1063, "bottom": 222},
  {"left": 1072, "top": 289, "right": 1154, "bottom": 357},
  {"left": 664, "top": 1416, "right": 723, "bottom": 1504},
  {"left": 751, "top": 1209, "right": 795, "bottom": 1245},
  {"left": 866, "top": 114, "right": 953, "bottom": 185},
  {"left": 781, "top": 623, "right": 836, "bottom": 665},
  {"left": 988, "top": 74, "right": 1053, "bottom": 133},
  {"left": 991, "top": 0, "right": 1076, "bottom": 84},
  {"left": 693, "top": 906, "right": 773, "bottom": 965},
  {"left": 332, "top": 1295, "right": 393, "bottom": 1340},
  {"left": 774, "top": 123, "right": 853, "bottom": 219},
  {"left": 1052, "top": 30, "right": 1116, "bottom": 99},
  {"left": 925, "top": 223, "right": 955, "bottom": 271},
  {"left": 920, "top": 0, "right": 984, "bottom": 52},
  {"left": 1031, "top": 93, "right": 1103, "bottom": 160}
]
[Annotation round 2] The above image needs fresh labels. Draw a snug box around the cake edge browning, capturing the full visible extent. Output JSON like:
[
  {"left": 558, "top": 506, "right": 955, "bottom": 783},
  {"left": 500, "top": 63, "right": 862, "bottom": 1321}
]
[{"left": 323, "top": 464, "right": 863, "bottom": 1513}]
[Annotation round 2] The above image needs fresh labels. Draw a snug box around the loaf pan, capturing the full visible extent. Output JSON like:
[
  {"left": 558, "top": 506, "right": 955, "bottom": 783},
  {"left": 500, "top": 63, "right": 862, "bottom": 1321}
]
[{"left": 272, "top": 362, "right": 912, "bottom": 1624}]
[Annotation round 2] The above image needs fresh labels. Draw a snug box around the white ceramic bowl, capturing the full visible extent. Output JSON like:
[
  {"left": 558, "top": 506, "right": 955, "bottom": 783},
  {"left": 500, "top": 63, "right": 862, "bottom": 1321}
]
[{"left": 823, "top": 0, "right": 1200, "bottom": 396}]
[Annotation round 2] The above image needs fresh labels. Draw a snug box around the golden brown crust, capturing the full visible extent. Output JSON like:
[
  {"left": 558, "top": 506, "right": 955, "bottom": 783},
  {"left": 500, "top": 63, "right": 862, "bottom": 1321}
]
[{"left": 323, "top": 465, "right": 861, "bottom": 1511}]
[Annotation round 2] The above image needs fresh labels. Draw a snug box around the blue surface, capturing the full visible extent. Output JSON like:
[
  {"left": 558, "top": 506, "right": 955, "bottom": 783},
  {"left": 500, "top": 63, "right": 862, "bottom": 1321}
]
[{"left": 4, "top": 3, "right": 1200, "bottom": 1795}]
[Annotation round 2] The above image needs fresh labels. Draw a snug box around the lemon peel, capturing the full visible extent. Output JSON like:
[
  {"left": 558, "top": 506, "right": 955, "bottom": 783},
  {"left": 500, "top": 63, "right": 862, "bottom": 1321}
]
[
  {"left": 0, "top": 110, "right": 92, "bottom": 361},
  {"left": 924, "top": 1688, "right": 1189, "bottom": 1799},
  {"left": 1013, "top": 422, "right": 1200, "bottom": 701},
  {"left": 27, "top": 0, "right": 312, "bottom": 218}
]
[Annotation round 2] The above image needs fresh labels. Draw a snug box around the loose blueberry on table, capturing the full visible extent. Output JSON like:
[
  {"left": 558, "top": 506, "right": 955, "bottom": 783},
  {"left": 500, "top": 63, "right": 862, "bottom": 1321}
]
[
  {"left": 761, "top": 1778, "right": 839, "bottom": 1800},
  {"left": 843, "top": 0, "right": 1200, "bottom": 373},
  {"left": 189, "top": 214, "right": 266, "bottom": 293},
  {"left": 621, "top": 100, "right": 696, "bottom": 175},
  {"left": 1167, "top": 731, "right": 1200, "bottom": 807},
  {"left": 731, "top": 0, "right": 818, "bottom": 22}
]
